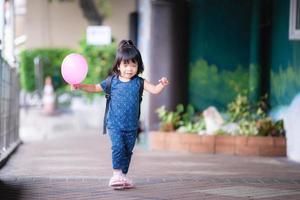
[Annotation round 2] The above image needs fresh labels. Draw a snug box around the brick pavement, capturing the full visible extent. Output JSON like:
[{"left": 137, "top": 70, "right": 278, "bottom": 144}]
[{"left": 1, "top": 106, "right": 300, "bottom": 200}]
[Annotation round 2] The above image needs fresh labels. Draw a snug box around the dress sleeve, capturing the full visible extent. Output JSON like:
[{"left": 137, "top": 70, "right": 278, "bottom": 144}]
[
  {"left": 138, "top": 76, "right": 144, "bottom": 88},
  {"left": 100, "top": 79, "right": 107, "bottom": 93}
]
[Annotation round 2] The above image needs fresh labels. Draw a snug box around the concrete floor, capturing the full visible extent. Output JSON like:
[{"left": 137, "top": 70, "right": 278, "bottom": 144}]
[{"left": 1, "top": 102, "right": 300, "bottom": 200}]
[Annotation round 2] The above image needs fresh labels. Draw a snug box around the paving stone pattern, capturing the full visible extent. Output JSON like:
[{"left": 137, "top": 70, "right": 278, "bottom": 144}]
[{"left": 1, "top": 107, "right": 300, "bottom": 200}]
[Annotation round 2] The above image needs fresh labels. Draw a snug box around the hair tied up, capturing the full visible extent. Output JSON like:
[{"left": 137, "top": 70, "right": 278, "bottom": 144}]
[
  {"left": 118, "top": 40, "right": 135, "bottom": 49},
  {"left": 127, "top": 40, "right": 134, "bottom": 45}
]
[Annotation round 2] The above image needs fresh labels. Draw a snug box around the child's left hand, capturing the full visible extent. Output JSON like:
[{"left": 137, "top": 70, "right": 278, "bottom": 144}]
[{"left": 159, "top": 77, "right": 169, "bottom": 86}]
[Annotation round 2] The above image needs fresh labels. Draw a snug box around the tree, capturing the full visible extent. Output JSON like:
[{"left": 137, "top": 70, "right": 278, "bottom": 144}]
[{"left": 79, "top": 0, "right": 111, "bottom": 25}]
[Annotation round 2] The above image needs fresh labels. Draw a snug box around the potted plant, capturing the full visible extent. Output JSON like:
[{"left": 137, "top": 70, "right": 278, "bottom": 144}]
[
  {"left": 156, "top": 104, "right": 184, "bottom": 132},
  {"left": 149, "top": 94, "right": 286, "bottom": 156},
  {"left": 150, "top": 104, "right": 209, "bottom": 152}
]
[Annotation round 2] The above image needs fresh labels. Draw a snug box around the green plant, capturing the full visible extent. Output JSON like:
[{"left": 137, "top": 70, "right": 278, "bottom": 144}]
[
  {"left": 78, "top": 38, "right": 117, "bottom": 100},
  {"left": 226, "top": 93, "right": 285, "bottom": 136},
  {"left": 78, "top": 38, "right": 116, "bottom": 83},
  {"left": 214, "top": 129, "right": 230, "bottom": 136},
  {"left": 177, "top": 118, "right": 205, "bottom": 133},
  {"left": 156, "top": 104, "right": 184, "bottom": 131},
  {"left": 237, "top": 119, "right": 258, "bottom": 136},
  {"left": 177, "top": 105, "right": 205, "bottom": 133},
  {"left": 156, "top": 104, "right": 206, "bottom": 133},
  {"left": 227, "top": 93, "right": 251, "bottom": 123},
  {"left": 256, "top": 118, "right": 285, "bottom": 137},
  {"left": 181, "top": 104, "right": 195, "bottom": 124},
  {"left": 19, "top": 48, "right": 74, "bottom": 92}
]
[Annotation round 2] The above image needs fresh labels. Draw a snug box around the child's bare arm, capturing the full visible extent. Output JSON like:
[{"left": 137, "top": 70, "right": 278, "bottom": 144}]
[
  {"left": 144, "top": 77, "right": 169, "bottom": 94},
  {"left": 70, "top": 84, "right": 103, "bottom": 93}
]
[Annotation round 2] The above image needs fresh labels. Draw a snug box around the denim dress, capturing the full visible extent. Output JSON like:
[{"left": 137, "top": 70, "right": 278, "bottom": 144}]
[{"left": 100, "top": 75, "right": 143, "bottom": 174}]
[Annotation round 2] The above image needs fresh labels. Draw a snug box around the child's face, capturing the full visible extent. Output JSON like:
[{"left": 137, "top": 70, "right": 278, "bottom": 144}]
[{"left": 118, "top": 59, "right": 138, "bottom": 79}]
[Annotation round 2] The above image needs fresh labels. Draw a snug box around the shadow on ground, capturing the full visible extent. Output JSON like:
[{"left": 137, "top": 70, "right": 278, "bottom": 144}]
[{"left": 0, "top": 179, "right": 24, "bottom": 200}]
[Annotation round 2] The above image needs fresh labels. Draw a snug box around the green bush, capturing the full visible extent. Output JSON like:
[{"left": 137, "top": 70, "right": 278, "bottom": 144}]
[
  {"left": 226, "top": 94, "right": 284, "bottom": 136},
  {"left": 19, "top": 48, "right": 74, "bottom": 92},
  {"left": 156, "top": 104, "right": 205, "bottom": 133},
  {"left": 19, "top": 40, "right": 117, "bottom": 98},
  {"left": 76, "top": 39, "right": 117, "bottom": 100},
  {"left": 78, "top": 38, "right": 117, "bottom": 84},
  {"left": 156, "top": 104, "right": 184, "bottom": 131},
  {"left": 189, "top": 59, "right": 249, "bottom": 111}
]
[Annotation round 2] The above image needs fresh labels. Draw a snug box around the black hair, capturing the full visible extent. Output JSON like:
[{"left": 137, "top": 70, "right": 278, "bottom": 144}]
[{"left": 111, "top": 40, "right": 144, "bottom": 75}]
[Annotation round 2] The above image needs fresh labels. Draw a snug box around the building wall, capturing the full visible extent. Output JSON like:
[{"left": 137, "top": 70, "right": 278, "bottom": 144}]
[
  {"left": 15, "top": 0, "right": 26, "bottom": 38},
  {"left": 269, "top": 0, "right": 300, "bottom": 163},
  {"left": 102, "top": 0, "right": 136, "bottom": 42},
  {"left": 25, "top": 0, "right": 135, "bottom": 49},
  {"left": 270, "top": 0, "right": 300, "bottom": 107},
  {"left": 189, "top": 0, "right": 252, "bottom": 110},
  {"left": 189, "top": 0, "right": 300, "bottom": 110},
  {"left": 26, "top": 0, "right": 86, "bottom": 49}
]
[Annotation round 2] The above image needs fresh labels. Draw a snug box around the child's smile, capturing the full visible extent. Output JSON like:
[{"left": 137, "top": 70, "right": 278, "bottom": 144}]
[{"left": 119, "top": 60, "right": 138, "bottom": 81}]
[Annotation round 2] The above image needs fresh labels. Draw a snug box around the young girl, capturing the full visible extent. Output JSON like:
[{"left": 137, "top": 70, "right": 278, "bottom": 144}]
[{"left": 71, "top": 40, "right": 169, "bottom": 189}]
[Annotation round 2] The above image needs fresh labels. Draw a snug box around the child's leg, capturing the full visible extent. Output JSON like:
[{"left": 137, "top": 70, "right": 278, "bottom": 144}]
[
  {"left": 108, "top": 129, "right": 126, "bottom": 172},
  {"left": 122, "top": 130, "right": 137, "bottom": 174},
  {"left": 107, "top": 129, "right": 128, "bottom": 189}
]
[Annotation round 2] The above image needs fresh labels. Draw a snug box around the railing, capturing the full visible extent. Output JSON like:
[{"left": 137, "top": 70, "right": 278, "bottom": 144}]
[{"left": 0, "top": 55, "right": 20, "bottom": 164}]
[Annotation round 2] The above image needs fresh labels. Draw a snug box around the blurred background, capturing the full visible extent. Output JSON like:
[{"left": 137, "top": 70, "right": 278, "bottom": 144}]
[{"left": 1, "top": 0, "right": 300, "bottom": 162}]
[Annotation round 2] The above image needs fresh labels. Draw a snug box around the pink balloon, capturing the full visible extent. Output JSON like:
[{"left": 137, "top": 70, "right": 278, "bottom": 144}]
[{"left": 61, "top": 53, "right": 88, "bottom": 84}]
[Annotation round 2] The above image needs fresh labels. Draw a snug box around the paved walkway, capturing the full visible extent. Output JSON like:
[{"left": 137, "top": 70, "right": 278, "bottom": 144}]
[{"left": 1, "top": 100, "right": 300, "bottom": 199}]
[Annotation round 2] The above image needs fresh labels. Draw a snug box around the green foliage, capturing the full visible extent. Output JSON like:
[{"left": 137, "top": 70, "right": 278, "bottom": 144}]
[
  {"left": 19, "top": 39, "right": 116, "bottom": 100},
  {"left": 215, "top": 129, "right": 232, "bottom": 136},
  {"left": 177, "top": 117, "right": 205, "bottom": 134},
  {"left": 181, "top": 104, "right": 195, "bottom": 125},
  {"left": 155, "top": 95, "right": 284, "bottom": 137},
  {"left": 78, "top": 38, "right": 117, "bottom": 84},
  {"left": 156, "top": 104, "right": 205, "bottom": 133},
  {"left": 226, "top": 93, "right": 284, "bottom": 136},
  {"left": 238, "top": 120, "right": 258, "bottom": 136},
  {"left": 227, "top": 93, "right": 251, "bottom": 123},
  {"left": 156, "top": 104, "right": 184, "bottom": 131},
  {"left": 256, "top": 118, "right": 285, "bottom": 137},
  {"left": 177, "top": 105, "right": 205, "bottom": 133},
  {"left": 271, "top": 66, "right": 300, "bottom": 106},
  {"left": 19, "top": 48, "right": 74, "bottom": 92},
  {"left": 189, "top": 59, "right": 249, "bottom": 111},
  {"left": 76, "top": 38, "right": 116, "bottom": 100}
]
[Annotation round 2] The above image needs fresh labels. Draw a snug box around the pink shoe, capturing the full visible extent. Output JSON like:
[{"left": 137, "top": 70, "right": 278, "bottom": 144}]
[
  {"left": 109, "top": 175, "right": 125, "bottom": 190},
  {"left": 122, "top": 175, "right": 134, "bottom": 189}
]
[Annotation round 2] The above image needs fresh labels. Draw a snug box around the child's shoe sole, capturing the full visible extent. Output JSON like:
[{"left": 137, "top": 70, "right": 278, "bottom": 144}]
[
  {"left": 110, "top": 183, "right": 125, "bottom": 190},
  {"left": 123, "top": 183, "right": 134, "bottom": 189},
  {"left": 112, "top": 186, "right": 125, "bottom": 190}
]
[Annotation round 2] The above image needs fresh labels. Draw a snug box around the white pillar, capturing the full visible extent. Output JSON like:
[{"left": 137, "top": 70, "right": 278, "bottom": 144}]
[
  {"left": 283, "top": 94, "right": 300, "bottom": 163},
  {"left": 137, "top": 0, "right": 152, "bottom": 132},
  {"left": 10, "top": 0, "right": 16, "bottom": 66},
  {"left": 3, "top": 0, "right": 15, "bottom": 66},
  {"left": 0, "top": 0, "right": 4, "bottom": 56}
]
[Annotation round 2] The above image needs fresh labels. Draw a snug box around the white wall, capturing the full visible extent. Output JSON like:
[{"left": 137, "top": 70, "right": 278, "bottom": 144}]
[
  {"left": 103, "top": 0, "right": 136, "bottom": 43},
  {"left": 25, "top": 0, "right": 135, "bottom": 49},
  {"left": 26, "top": 0, "right": 88, "bottom": 49}
]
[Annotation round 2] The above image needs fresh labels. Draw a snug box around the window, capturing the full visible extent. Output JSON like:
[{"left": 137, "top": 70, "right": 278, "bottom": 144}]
[{"left": 289, "top": 0, "right": 300, "bottom": 40}]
